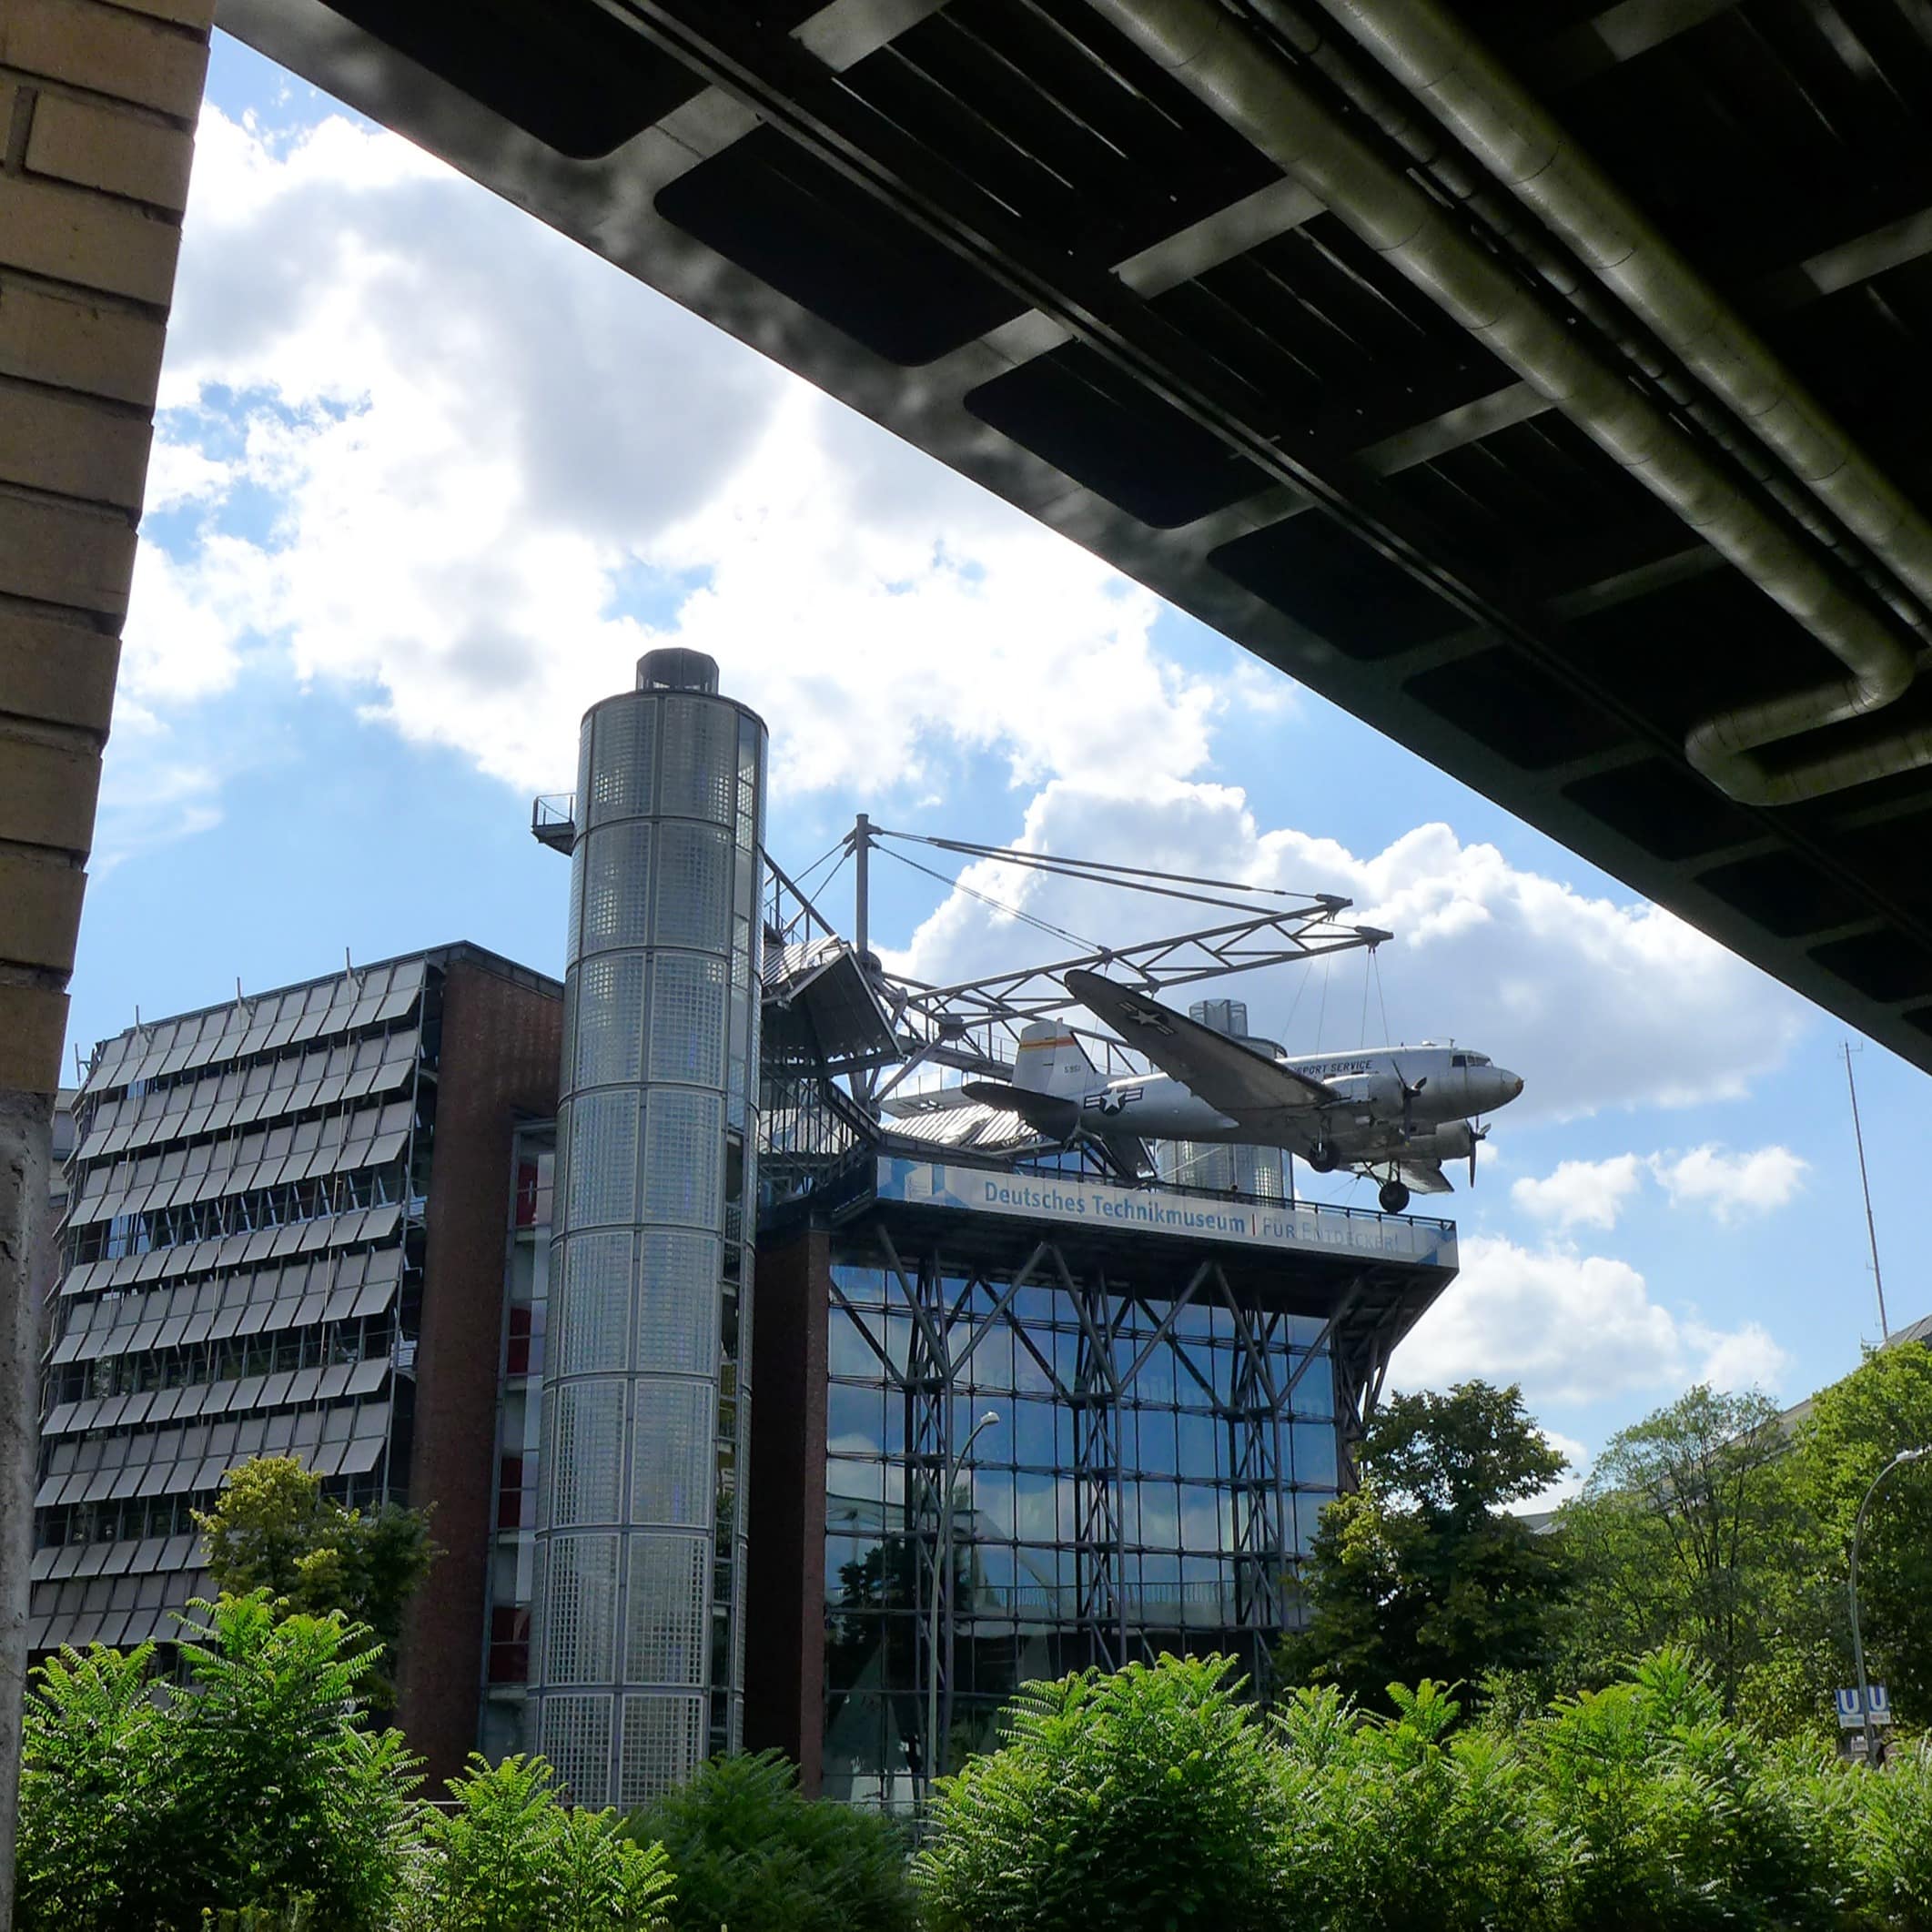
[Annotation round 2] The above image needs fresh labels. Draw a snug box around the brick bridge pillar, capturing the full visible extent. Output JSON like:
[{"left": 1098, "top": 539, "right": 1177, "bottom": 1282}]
[{"left": 0, "top": 5, "right": 213, "bottom": 1922}]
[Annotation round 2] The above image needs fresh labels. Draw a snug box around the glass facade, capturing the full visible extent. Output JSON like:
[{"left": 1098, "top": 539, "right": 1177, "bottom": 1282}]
[
  {"left": 819, "top": 1241, "right": 1338, "bottom": 1808},
  {"left": 531, "top": 652, "right": 767, "bottom": 1807}
]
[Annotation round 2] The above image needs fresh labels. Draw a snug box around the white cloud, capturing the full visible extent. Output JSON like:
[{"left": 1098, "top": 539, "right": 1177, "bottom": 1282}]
[
  {"left": 1684, "top": 1320, "right": 1792, "bottom": 1395},
  {"left": 1508, "top": 1142, "right": 1809, "bottom": 1231},
  {"left": 1512, "top": 1154, "right": 1645, "bottom": 1230},
  {"left": 1393, "top": 1234, "right": 1789, "bottom": 1407},
  {"left": 139, "top": 105, "right": 1215, "bottom": 804},
  {"left": 1651, "top": 1145, "right": 1808, "bottom": 1223}
]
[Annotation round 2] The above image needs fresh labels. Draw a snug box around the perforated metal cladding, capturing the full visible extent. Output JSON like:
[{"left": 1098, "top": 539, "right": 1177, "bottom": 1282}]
[
  {"left": 642, "top": 1089, "right": 722, "bottom": 1227},
  {"left": 619, "top": 1694, "right": 706, "bottom": 1806},
  {"left": 653, "top": 823, "right": 732, "bottom": 952},
  {"left": 630, "top": 1381, "right": 714, "bottom": 1525},
  {"left": 543, "top": 1534, "right": 620, "bottom": 1684},
  {"left": 647, "top": 952, "right": 728, "bottom": 1086},
  {"left": 554, "top": 1234, "right": 632, "bottom": 1376},
  {"left": 635, "top": 1232, "right": 722, "bottom": 1377},
  {"left": 545, "top": 1381, "right": 626, "bottom": 1527},
  {"left": 574, "top": 954, "right": 645, "bottom": 1088},
  {"left": 538, "top": 677, "right": 764, "bottom": 1805},
  {"left": 565, "top": 847, "right": 585, "bottom": 969},
  {"left": 541, "top": 1694, "right": 613, "bottom": 1806},
  {"left": 624, "top": 1532, "right": 710, "bottom": 1681},
  {"left": 565, "top": 1089, "right": 638, "bottom": 1229},
  {"left": 658, "top": 697, "right": 737, "bottom": 824},
  {"left": 590, "top": 697, "right": 655, "bottom": 827},
  {"left": 582, "top": 823, "right": 654, "bottom": 955}
]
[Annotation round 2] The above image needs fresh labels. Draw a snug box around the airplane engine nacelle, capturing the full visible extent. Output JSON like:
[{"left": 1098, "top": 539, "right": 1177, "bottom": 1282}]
[{"left": 1404, "top": 1121, "right": 1476, "bottom": 1161}]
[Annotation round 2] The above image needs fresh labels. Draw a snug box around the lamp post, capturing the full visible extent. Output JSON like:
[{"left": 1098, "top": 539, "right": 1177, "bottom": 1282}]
[
  {"left": 1848, "top": 1445, "right": 1929, "bottom": 1765},
  {"left": 925, "top": 1409, "right": 1000, "bottom": 1807}
]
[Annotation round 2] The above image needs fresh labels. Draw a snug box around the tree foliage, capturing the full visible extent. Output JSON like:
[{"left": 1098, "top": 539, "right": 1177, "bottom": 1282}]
[
  {"left": 1786, "top": 1345, "right": 1932, "bottom": 1722},
  {"left": 1558, "top": 1386, "right": 1801, "bottom": 1714},
  {"left": 915, "top": 1654, "right": 1284, "bottom": 1932},
  {"left": 1279, "top": 1381, "right": 1573, "bottom": 1704},
  {"left": 194, "top": 1455, "right": 439, "bottom": 1703},
  {"left": 15, "top": 1594, "right": 668, "bottom": 1932},
  {"left": 625, "top": 1748, "right": 915, "bottom": 1932},
  {"left": 15, "top": 1593, "right": 421, "bottom": 1931}
]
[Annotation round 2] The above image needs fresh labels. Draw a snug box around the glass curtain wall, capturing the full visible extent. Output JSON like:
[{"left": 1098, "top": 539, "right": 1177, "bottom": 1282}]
[{"left": 820, "top": 1249, "right": 1337, "bottom": 1808}]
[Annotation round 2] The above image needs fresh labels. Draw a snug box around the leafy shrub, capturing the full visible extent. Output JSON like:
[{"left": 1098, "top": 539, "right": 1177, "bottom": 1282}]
[
  {"left": 1841, "top": 1735, "right": 1932, "bottom": 1930},
  {"left": 15, "top": 1592, "right": 418, "bottom": 1932},
  {"left": 914, "top": 1653, "right": 1283, "bottom": 1932},
  {"left": 1528, "top": 1649, "right": 1836, "bottom": 1932},
  {"left": 626, "top": 1749, "right": 914, "bottom": 1932},
  {"left": 401, "top": 1754, "right": 675, "bottom": 1932},
  {"left": 170, "top": 1593, "right": 422, "bottom": 1930},
  {"left": 1273, "top": 1680, "right": 1551, "bottom": 1932},
  {"left": 15, "top": 1639, "right": 178, "bottom": 1931}
]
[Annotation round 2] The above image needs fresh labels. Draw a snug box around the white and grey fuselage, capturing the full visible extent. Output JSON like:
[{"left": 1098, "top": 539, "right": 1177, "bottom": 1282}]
[{"left": 1067, "top": 1044, "right": 1521, "bottom": 1166}]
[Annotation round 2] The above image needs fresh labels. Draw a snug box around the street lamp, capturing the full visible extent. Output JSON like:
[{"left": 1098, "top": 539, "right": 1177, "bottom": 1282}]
[
  {"left": 1849, "top": 1445, "right": 1930, "bottom": 1765},
  {"left": 925, "top": 1408, "right": 1001, "bottom": 1806}
]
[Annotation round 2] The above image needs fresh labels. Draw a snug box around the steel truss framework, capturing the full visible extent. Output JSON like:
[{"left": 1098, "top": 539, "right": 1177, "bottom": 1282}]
[
  {"left": 825, "top": 1224, "right": 1415, "bottom": 1762},
  {"left": 831, "top": 823, "right": 1390, "bottom": 1114}
]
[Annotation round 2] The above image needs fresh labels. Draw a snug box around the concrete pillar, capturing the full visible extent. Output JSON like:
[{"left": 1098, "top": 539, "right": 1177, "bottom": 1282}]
[{"left": 0, "top": 5, "right": 214, "bottom": 1921}]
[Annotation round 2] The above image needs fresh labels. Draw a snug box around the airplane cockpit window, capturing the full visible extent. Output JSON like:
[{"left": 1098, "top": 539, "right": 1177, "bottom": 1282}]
[
  {"left": 1451, "top": 1054, "right": 1467, "bottom": 1067},
  {"left": 1471, "top": 1054, "right": 1491, "bottom": 1066}
]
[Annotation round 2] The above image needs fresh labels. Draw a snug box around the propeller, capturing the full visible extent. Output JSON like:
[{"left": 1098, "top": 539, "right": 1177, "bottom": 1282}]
[
  {"left": 1468, "top": 1118, "right": 1490, "bottom": 1187},
  {"left": 1391, "top": 1061, "right": 1428, "bottom": 1137}
]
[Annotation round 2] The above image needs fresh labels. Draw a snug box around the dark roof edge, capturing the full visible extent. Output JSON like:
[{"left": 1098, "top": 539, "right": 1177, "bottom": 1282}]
[{"left": 86, "top": 942, "right": 561, "bottom": 1056}]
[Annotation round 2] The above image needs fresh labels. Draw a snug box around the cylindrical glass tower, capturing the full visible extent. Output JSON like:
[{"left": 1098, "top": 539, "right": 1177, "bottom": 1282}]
[
  {"left": 1166, "top": 999, "right": 1286, "bottom": 1199},
  {"left": 531, "top": 648, "right": 765, "bottom": 1807}
]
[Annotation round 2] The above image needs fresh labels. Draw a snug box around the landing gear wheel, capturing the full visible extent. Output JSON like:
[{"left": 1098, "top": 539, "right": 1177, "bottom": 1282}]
[
  {"left": 1378, "top": 1178, "right": 1411, "bottom": 1214},
  {"left": 1308, "top": 1142, "right": 1338, "bottom": 1174}
]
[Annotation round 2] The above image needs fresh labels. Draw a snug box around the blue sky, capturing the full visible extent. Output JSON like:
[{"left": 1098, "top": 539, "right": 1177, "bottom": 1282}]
[{"left": 74, "top": 32, "right": 1927, "bottom": 1494}]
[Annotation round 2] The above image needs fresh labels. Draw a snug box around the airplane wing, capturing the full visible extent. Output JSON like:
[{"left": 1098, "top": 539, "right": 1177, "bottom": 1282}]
[
  {"left": 1062, "top": 970, "right": 1341, "bottom": 1118},
  {"left": 1391, "top": 1158, "right": 1454, "bottom": 1196}
]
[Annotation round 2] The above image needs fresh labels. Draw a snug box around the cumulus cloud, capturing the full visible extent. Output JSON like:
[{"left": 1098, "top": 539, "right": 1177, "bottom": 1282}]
[
  {"left": 1393, "top": 1235, "right": 1791, "bottom": 1407},
  {"left": 1509, "top": 1143, "right": 1808, "bottom": 1230},
  {"left": 1651, "top": 1145, "right": 1808, "bottom": 1223},
  {"left": 888, "top": 779, "right": 1809, "bottom": 1119},
  {"left": 1512, "top": 1155, "right": 1645, "bottom": 1230},
  {"left": 140, "top": 105, "right": 1215, "bottom": 803}
]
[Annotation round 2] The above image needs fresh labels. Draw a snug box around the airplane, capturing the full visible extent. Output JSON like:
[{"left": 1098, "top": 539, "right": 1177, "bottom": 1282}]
[{"left": 962, "top": 967, "right": 1523, "bottom": 1215}]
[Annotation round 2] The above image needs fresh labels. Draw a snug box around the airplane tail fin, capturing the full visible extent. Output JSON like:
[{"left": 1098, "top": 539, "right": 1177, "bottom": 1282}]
[{"left": 1012, "top": 1022, "right": 1098, "bottom": 1097}]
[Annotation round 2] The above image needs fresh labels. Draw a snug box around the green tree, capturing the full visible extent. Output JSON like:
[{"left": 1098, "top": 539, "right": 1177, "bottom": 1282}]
[
  {"left": 1273, "top": 1680, "right": 1551, "bottom": 1932},
  {"left": 1530, "top": 1649, "right": 1839, "bottom": 1932},
  {"left": 626, "top": 1749, "right": 915, "bottom": 1932},
  {"left": 167, "top": 1593, "right": 422, "bottom": 1929},
  {"left": 15, "top": 1592, "right": 420, "bottom": 1931},
  {"left": 1278, "top": 1381, "right": 1573, "bottom": 1705},
  {"left": 14, "top": 1640, "right": 177, "bottom": 1932},
  {"left": 1559, "top": 1386, "right": 1800, "bottom": 1715},
  {"left": 194, "top": 1453, "right": 438, "bottom": 1702},
  {"left": 915, "top": 1654, "right": 1283, "bottom": 1932},
  {"left": 1785, "top": 1343, "right": 1932, "bottom": 1725},
  {"left": 403, "top": 1754, "right": 675, "bottom": 1932}
]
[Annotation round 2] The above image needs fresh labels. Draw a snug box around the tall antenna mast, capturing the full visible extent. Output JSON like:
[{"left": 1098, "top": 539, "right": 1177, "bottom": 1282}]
[{"left": 1843, "top": 1041, "right": 1889, "bottom": 1340}]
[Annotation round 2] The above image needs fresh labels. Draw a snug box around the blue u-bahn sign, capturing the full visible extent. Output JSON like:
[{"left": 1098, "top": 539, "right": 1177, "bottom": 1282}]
[{"left": 1835, "top": 1685, "right": 1892, "bottom": 1728}]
